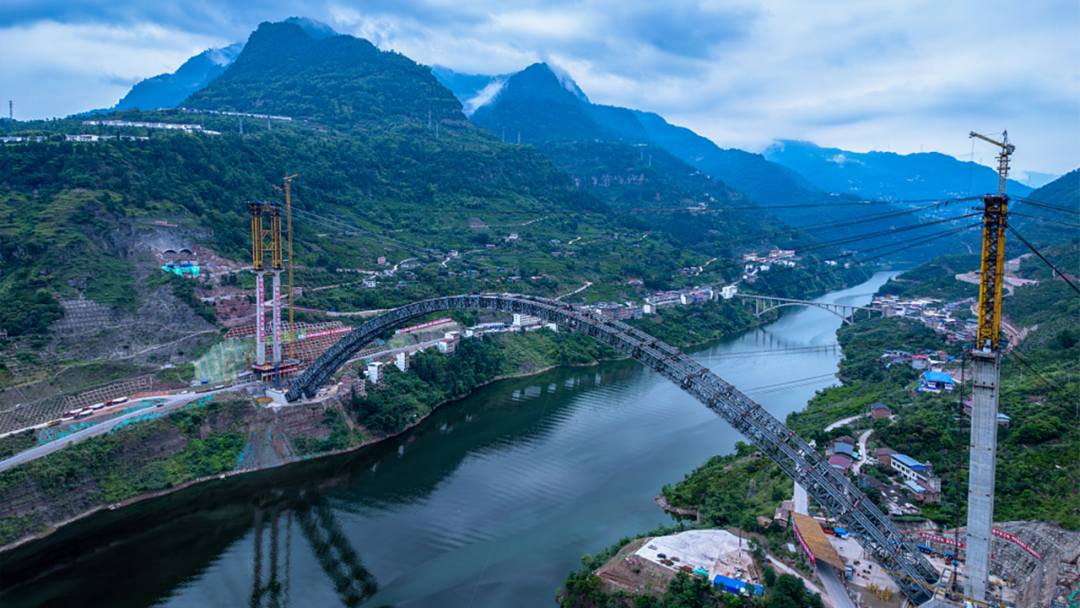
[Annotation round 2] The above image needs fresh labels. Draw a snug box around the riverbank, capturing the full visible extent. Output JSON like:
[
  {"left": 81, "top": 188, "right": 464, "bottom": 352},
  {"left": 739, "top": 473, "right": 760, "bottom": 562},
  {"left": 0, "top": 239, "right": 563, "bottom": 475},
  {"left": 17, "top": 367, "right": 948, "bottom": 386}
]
[
  {"left": 0, "top": 300, "right": 780, "bottom": 555},
  {"left": 0, "top": 271, "right": 890, "bottom": 607}
]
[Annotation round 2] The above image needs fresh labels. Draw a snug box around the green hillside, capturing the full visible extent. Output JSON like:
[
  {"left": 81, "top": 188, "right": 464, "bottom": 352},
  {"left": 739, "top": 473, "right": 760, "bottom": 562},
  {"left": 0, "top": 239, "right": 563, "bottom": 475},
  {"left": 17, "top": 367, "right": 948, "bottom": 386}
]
[
  {"left": 183, "top": 21, "right": 462, "bottom": 129},
  {"left": 1010, "top": 169, "right": 1080, "bottom": 247}
]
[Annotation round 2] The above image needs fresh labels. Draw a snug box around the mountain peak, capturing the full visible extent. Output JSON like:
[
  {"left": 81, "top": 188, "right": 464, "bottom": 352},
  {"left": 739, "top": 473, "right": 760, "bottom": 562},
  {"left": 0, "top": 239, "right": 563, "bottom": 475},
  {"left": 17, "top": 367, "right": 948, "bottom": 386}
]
[
  {"left": 282, "top": 17, "right": 339, "bottom": 40},
  {"left": 518, "top": 63, "right": 589, "bottom": 103},
  {"left": 181, "top": 21, "right": 462, "bottom": 128}
]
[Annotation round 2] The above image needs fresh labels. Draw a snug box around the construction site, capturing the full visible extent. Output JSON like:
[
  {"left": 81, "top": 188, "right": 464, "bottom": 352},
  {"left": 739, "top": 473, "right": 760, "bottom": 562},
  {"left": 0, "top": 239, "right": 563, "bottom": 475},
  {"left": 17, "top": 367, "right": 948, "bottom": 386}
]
[{"left": 2, "top": 136, "right": 1077, "bottom": 608}]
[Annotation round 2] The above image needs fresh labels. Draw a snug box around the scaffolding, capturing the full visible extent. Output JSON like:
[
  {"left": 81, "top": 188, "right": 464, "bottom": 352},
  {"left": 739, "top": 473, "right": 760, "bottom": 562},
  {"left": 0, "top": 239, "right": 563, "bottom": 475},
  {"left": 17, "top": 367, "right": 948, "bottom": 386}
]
[{"left": 248, "top": 201, "right": 298, "bottom": 383}]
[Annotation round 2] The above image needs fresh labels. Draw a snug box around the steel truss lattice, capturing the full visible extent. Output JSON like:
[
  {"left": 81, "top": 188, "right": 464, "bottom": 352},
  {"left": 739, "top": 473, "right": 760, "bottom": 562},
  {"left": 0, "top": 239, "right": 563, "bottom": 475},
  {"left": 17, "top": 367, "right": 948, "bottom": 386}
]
[{"left": 286, "top": 294, "right": 940, "bottom": 603}]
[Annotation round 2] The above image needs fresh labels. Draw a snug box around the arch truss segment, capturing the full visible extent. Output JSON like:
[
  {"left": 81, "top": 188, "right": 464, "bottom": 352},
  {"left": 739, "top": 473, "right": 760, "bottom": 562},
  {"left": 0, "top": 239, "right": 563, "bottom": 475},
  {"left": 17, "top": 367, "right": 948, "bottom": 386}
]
[{"left": 286, "top": 294, "right": 938, "bottom": 603}]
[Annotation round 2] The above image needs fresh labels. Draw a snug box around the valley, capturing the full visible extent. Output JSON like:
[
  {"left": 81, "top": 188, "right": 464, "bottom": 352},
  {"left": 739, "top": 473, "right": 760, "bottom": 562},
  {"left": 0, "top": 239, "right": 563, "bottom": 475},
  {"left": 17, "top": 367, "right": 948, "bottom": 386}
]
[{"left": 0, "top": 15, "right": 1077, "bottom": 608}]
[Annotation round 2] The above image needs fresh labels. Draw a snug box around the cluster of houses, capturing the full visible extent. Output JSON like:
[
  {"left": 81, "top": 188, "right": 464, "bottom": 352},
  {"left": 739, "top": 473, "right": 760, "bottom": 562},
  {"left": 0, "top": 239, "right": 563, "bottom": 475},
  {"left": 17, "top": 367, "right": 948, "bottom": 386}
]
[
  {"left": 824, "top": 429, "right": 944, "bottom": 508},
  {"left": 177, "top": 108, "right": 293, "bottom": 122},
  {"left": 363, "top": 327, "right": 461, "bottom": 385},
  {"left": 741, "top": 250, "right": 800, "bottom": 282},
  {"left": 879, "top": 348, "right": 962, "bottom": 394}
]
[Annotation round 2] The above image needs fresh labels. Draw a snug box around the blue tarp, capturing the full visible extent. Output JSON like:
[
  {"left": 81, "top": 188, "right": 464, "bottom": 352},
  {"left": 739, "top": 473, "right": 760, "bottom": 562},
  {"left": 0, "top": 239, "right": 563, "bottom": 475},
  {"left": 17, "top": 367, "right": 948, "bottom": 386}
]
[
  {"left": 714, "top": 575, "right": 746, "bottom": 593},
  {"left": 162, "top": 265, "right": 200, "bottom": 277}
]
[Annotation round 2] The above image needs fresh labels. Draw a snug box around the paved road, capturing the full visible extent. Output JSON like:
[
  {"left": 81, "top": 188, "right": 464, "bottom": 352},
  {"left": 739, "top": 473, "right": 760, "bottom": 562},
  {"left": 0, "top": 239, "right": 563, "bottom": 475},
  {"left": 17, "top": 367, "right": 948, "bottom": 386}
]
[
  {"left": 0, "top": 384, "right": 254, "bottom": 473},
  {"left": 555, "top": 281, "right": 593, "bottom": 301},
  {"left": 851, "top": 429, "right": 874, "bottom": 474},
  {"left": 766, "top": 554, "right": 826, "bottom": 598},
  {"left": 817, "top": 563, "right": 856, "bottom": 608},
  {"left": 824, "top": 413, "right": 867, "bottom": 432}
]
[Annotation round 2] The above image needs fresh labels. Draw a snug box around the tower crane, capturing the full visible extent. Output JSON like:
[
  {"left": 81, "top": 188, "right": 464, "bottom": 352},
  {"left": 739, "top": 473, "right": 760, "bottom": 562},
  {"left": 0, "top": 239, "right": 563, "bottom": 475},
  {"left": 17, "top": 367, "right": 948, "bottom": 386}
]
[
  {"left": 965, "top": 130, "right": 1014, "bottom": 604},
  {"left": 969, "top": 131, "right": 1014, "bottom": 195}
]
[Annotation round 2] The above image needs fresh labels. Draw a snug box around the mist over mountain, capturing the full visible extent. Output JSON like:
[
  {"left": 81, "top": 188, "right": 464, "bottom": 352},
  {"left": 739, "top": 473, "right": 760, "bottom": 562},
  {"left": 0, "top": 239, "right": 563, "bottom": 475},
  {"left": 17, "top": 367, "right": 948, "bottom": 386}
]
[
  {"left": 430, "top": 66, "right": 509, "bottom": 117},
  {"left": 469, "top": 63, "right": 605, "bottom": 142},
  {"left": 84, "top": 43, "right": 244, "bottom": 115},
  {"left": 764, "top": 139, "right": 1034, "bottom": 201}
]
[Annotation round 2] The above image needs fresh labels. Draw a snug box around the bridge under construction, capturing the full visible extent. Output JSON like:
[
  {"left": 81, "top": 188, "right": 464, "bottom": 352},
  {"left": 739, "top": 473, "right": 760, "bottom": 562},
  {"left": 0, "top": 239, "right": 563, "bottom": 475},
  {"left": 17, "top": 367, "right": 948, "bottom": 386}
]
[{"left": 284, "top": 292, "right": 943, "bottom": 604}]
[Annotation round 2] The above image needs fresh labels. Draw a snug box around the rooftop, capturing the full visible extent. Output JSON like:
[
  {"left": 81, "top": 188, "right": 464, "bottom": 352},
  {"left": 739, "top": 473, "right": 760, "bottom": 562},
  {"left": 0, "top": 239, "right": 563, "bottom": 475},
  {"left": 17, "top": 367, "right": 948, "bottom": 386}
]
[
  {"left": 790, "top": 513, "right": 845, "bottom": 570},
  {"left": 923, "top": 371, "right": 954, "bottom": 383},
  {"left": 892, "top": 453, "right": 927, "bottom": 469}
]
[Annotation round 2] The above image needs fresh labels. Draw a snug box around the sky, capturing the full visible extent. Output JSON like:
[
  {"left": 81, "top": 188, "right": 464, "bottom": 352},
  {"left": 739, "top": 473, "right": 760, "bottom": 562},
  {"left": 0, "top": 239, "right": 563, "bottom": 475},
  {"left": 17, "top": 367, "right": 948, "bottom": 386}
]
[{"left": 1, "top": 0, "right": 1077, "bottom": 178}]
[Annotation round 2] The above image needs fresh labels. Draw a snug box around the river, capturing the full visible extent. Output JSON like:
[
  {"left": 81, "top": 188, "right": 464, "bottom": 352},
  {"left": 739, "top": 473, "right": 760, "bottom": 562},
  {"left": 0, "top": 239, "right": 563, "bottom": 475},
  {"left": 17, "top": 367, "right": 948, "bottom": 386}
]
[{"left": 0, "top": 272, "right": 897, "bottom": 608}]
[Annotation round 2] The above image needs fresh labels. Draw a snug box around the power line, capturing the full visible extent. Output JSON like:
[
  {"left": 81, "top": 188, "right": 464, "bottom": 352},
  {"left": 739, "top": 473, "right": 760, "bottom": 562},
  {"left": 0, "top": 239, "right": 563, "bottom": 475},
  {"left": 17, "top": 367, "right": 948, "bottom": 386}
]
[
  {"left": 1007, "top": 212, "right": 1080, "bottom": 229},
  {"left": 1005, "top": 224, "right": 1080, "bottom": 295},
  {"left": 574, "top": 214, "right": 980, "bottom": 303},
  {"left": 407, "top": 195, "right": 982, "bottom": 216},
  {"left": 633, "top": 224, "right": 979, "bottom": 334},
  {"left": 1012, "top": 196, "right": 1079, "bottom": 217}
]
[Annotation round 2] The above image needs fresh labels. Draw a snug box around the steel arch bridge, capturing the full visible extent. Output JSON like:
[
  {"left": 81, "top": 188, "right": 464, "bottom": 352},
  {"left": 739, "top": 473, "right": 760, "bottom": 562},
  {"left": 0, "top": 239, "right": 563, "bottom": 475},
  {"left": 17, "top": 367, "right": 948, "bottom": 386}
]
[
  {"left": 735, "top": 294, "right": 878, "bottom": 326},
  {"left": 286, "top": 293, "right": 939, "bottom": 603}
]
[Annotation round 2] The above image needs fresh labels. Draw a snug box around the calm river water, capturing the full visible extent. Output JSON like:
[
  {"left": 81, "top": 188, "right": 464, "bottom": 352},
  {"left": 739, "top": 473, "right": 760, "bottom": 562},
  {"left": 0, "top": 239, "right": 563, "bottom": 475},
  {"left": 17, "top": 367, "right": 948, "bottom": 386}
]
[{"left": 1, "top": 272, "right": 897, "bottom": 608}]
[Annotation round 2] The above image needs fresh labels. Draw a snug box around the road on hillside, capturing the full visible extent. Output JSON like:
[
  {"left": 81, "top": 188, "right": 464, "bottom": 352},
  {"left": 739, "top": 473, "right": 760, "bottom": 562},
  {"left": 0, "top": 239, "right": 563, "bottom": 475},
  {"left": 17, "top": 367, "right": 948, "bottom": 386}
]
[
  {"left": 817, "top": 563, "right": 856, "bottom": 608},
  {"left": 0, "top": 384, "right": 254, "bottom": 473},
  {"left": 851, "top": 429, "right": 874, "bottom": 474}
]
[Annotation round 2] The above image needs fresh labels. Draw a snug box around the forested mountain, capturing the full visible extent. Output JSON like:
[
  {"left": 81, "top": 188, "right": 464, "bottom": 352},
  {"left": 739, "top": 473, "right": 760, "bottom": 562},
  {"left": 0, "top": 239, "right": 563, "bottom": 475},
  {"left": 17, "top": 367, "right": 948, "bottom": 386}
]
[
  {"left": 0, "top": 21, "right": 867, "bottom": 349},
  {"left": 1007, "top": 168, "right": 1080, "bottom": 248},
  {"left": 460, "top": 63, "right": 947, "bottom": 261},
  {"left": 763, "top": 139, "right": 1034, "bottom": 201},
  {"left": 86, "top": 43, "right": 245, "bottom": 115},
  {"left": 183, "top": 21, "right": 462, "bottom": 128},
  {"left": 470, "top": 63, "right": 608, "bottom": 143}
]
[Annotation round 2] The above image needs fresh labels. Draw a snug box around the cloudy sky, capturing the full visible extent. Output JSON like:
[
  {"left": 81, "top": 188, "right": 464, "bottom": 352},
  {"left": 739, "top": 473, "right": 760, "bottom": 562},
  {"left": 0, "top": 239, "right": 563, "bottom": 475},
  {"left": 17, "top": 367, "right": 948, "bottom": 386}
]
[{"left": 1, "top": 0, "right": 1077, "bottom": 177}]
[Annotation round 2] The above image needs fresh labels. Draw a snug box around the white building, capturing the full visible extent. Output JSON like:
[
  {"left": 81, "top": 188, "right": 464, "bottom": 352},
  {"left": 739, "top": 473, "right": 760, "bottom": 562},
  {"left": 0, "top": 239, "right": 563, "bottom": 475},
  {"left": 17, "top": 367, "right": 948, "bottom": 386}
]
[
  {"left": 366, "top": 361, "right": 385, "bottom": 384},
  {"left": 513, "top": 313, "right": 542, "bottom": 327},
  {"left": 721, "top": 285, "right": 738, "bottom": 300}
]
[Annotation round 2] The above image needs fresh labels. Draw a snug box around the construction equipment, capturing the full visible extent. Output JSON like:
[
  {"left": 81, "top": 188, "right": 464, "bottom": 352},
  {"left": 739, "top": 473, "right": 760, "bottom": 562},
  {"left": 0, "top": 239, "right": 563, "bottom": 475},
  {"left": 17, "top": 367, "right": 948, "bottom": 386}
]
[
  {"left": 273, "top": 174, "right": 299, "bottom": 360},
  {"left": 969, "top": 131, "right": 1014, "bottom": 195},
  {"left": 965, "top": 130, "right": 1013, "bottom": 604},
  {"left": 284, "top": 174, "right": 298, "bottom": 360}
]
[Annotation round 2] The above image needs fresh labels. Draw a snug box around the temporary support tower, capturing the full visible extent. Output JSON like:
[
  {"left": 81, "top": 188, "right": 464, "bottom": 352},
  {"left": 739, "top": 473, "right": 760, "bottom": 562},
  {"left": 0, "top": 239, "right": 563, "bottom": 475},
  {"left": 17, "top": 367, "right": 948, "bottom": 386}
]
[
  {"left": 965, "top": 131, "right": 1013, "bottom": 603},
  {"left": 249, "top": 201, "right": 284, "bottom": 376}
]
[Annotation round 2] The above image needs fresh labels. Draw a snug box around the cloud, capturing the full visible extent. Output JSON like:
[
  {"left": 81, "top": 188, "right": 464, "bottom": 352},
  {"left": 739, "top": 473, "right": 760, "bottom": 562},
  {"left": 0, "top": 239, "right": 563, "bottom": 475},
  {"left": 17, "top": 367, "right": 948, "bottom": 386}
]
[
  {"left": 0, "top": 20, "right": 226, "bottom": 116},
  {"left": 828, "top": 153, "right": 863, "bottom": 167},
  {"left": 462, "top": 79, "right": 506, "bottom": 116},
  {"left": 0, "top": 0, "right": 1076, "bottom": 173}
]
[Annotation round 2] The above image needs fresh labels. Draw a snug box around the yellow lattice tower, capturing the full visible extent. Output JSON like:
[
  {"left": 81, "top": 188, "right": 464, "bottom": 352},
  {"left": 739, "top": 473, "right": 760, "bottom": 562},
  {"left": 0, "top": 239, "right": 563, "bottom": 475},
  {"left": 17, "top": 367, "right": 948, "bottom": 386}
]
[{"left": 248, "top": 201, "right": 283, "bottom": 271}]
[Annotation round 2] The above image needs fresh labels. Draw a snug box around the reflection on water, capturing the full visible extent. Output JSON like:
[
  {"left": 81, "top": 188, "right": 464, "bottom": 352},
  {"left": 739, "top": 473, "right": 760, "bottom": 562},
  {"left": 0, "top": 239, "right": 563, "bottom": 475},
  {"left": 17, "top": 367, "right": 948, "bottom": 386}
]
[{"left": 0, "top": 273, "right": 898, "bottom": 608}]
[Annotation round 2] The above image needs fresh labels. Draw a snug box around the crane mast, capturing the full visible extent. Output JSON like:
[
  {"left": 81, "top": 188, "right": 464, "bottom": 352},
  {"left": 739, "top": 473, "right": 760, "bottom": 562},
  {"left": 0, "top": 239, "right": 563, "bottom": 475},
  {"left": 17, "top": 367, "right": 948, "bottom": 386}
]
[{"left": 965, "top": 130, "right": 1013, "bottom": 604}]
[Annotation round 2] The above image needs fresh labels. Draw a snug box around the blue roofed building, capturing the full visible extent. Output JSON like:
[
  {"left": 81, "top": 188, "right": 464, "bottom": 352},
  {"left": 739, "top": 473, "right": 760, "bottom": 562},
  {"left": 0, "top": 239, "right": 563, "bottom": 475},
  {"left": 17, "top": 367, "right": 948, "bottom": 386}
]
[
  {"left": 713, "top": 574, "right": 764, "bottom": 596},
  {"left": 890, "top": 453, "right": 931, "bottom": 483},
  {"left": 918, "top": 370, "right": 954, "bottom": 393}
]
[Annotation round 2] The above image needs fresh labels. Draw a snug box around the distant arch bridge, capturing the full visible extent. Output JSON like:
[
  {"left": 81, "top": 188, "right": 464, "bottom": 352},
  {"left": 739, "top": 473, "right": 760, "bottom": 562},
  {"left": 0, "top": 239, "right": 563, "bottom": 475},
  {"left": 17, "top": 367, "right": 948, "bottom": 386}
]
[
  {"left": 735, "top": 293, "right": 879, "bottom": 326},
  {"left": 286, "top": 293, "right": 937, "bottom": 603}
]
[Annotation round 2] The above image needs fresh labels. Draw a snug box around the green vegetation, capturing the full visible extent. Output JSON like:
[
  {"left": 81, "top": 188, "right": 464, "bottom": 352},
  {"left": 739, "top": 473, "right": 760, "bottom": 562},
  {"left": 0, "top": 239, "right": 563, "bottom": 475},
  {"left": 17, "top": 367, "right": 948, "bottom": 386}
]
[
  {"left": 292, "top": 409, "right": 358, "bottom": 455},
  {"left": 184, "top": 21, "right": 462, "bottom": 129},
  {"left": 0, "top": 401, "right": 246, "bottom": 546},
  {"left": 661, "top": 442, "right": 790, "bottom": 531},
  {"left": 347, "top": 331, "right": 620, "bottom": 438},
  {"left": 0, "top": 429, "right": 36, "bottom": 460},
  {"left": 789, "top": 246, "right": 1079, "bottom": 528}
]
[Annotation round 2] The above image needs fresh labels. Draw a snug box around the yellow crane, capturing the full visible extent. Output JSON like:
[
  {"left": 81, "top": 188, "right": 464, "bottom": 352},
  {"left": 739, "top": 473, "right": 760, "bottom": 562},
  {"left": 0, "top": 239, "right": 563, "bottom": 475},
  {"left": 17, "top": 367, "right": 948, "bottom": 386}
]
[
  {"left": 969, "top": 131, "right": 1014, "bottom": 195},
  {"left": 966, "top": 131, "right": 1013, "bottom": 604}
]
